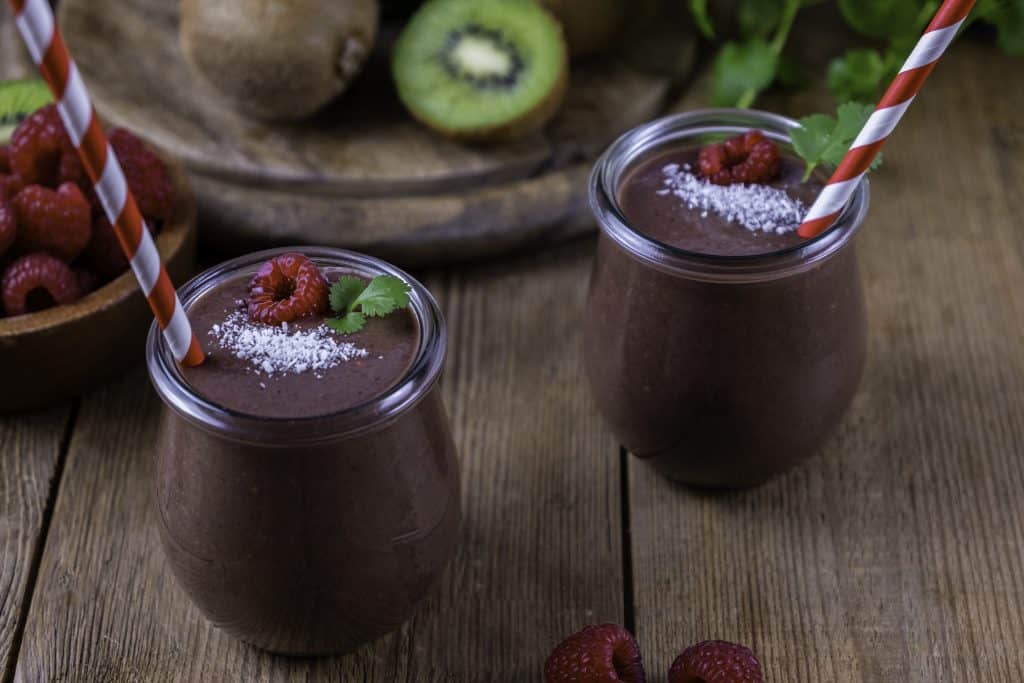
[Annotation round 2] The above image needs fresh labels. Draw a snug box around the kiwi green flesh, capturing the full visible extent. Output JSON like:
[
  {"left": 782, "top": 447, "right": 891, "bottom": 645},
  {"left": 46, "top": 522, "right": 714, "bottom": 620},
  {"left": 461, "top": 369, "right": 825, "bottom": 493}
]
[
  {"left": 393, "top": 0, "right": 566, "bottom": 136},
  {"left": 0, "top": 79, "right": 53, "bottom": 144}
]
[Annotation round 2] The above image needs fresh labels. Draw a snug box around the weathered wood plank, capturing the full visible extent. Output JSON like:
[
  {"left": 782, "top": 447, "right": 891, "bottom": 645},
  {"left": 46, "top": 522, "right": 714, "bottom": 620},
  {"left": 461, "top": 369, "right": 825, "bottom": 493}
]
[
  {"left": 15, "top": 241, "right": 623, "bottom": 681},
  {"left": 0, "top": 406, "right": 72, "bottom": 682},
  {"left": 629, "top": 41, "right": 1024, "bottom": 682}
]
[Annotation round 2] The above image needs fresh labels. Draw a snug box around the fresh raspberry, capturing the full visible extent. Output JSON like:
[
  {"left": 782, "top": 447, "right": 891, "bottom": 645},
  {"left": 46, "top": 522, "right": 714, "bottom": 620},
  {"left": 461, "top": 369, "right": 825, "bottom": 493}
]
[
  {"left": 0, "top": 145, "right": 9, "bottom": 173},
  {"left": 698, "top": 130, "right": 780, "bottom": 186},
  {"left": 12, "top": 182, "right": 92, "bottom": 262},
  {"left": 732, "top": 140, "right": 780, "bottom": 185},
  {"left": 82, "top": 216, "right": 130, "bottom": 279},
  {"left": 0, "top": 198, "right": 15, "bottom": 257},
  {"left": 109, "top": 129, "right": 175, "bottom": 222},
  {"left": 698, "top": 144, "right": 727, "bottom": 177},
  {"left": 247, "top": 253, "right": 329, "bottom": 325},
  {"left": 2, "top": 252, "right": 81, "bottom": 316},
  {"left": 58, "top": 148, "right": 86, "bottom": 186},
  {"left": 8, "top": 104, "right": 78, "bottom": 187},
  {"left": 668, "top": 640, "right": 764, "bottom": 683},
  {"left": 544, "top": 623, "right": 646, "bottom": 683}
]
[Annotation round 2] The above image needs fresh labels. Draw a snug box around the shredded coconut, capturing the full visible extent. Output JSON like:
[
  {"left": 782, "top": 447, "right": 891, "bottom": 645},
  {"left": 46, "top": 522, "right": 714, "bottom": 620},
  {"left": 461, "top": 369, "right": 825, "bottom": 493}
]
[
  {"left": 660, "top": 163, "right": 806, "bottom": 235},
  {"left": 208, "top": 311, "right": 368, "bottom": 377}
]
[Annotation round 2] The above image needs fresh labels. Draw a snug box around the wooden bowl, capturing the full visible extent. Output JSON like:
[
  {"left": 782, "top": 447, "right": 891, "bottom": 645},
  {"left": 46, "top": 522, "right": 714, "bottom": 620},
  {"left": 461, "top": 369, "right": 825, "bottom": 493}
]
[{"left": 0, "top": 157, "right": 197, "bottom": 413}]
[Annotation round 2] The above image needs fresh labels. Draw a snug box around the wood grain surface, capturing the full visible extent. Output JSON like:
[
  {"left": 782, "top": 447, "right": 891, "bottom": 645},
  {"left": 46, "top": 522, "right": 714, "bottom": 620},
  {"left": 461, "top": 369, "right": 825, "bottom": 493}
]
[
  {"left": 12, "top": 243, "right": 624, "bottom": 681},
  {"left": 629, "top": 41, "right": 1024, "bottom": 682},
  {"left": 0, "top": 407, "right": 72, "bottom": 683}
]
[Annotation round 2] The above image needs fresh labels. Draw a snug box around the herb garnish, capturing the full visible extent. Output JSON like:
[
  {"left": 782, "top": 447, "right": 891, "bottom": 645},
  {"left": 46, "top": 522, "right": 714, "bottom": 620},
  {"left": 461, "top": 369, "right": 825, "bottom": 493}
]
[
  {"left": 325, "top": 275, "right": 411, "bottom": 335},
  {"left": 791, "top": 102, "right": 883, "bottom": 181}
]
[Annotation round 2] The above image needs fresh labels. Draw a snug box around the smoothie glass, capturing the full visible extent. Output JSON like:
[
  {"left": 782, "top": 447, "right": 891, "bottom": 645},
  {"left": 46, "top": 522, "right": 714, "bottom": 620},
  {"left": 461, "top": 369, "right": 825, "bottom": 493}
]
[
  {"left": 146, "top": 247, "right": 460, "bottom": 655},
  {"left": 584, "top": 110, "right": 869, "bottom": 488}
]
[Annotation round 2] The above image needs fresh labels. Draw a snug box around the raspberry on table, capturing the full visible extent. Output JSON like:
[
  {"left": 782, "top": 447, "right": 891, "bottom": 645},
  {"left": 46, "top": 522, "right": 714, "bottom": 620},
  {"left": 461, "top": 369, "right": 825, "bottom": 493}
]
[
  {"left": 83, "top": 216, "right": 131, "bottom": 280},
  {"left": 697, "top": 130, "right": 781, "bottom": 186},
  {"left": 109, "top": 129, "right": 175, "bottom": 222},
  {"left": 0, "top": 198, "right": 15, "bottom": 257},
  {"left": 8, "top": 104, "right": 78, "bottom": 187},
  {"left": 668, "top": 640, "right": 764, "bottom": 683},
  {"left": 544, "top": 623, "right": 646, "bottom": 683},
  {"left": 247, "top": 253, "right": 329, "bottom": 326},
  {"left": 2, "top": 252, "right": 81, "bottom": 316},
  {"left": 12, "top": 182, "right": 92, "bottom": 263}
]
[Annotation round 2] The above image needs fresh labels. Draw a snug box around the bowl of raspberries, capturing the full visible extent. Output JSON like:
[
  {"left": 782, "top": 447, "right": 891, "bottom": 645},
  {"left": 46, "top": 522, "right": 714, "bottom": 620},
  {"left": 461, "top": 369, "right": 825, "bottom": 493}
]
[{"left": 0, "top": 102, "right": 196, "bottom": 413}]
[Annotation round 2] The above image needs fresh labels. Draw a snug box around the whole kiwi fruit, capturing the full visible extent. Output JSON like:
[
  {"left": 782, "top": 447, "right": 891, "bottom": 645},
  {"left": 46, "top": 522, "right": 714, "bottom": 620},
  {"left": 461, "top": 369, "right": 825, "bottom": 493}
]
[
  {"left": 180, "top": 0, "right": 378, "bottom": 121},
  {"left": 541, "top": 0, "right": 627, "bottom": 58}
]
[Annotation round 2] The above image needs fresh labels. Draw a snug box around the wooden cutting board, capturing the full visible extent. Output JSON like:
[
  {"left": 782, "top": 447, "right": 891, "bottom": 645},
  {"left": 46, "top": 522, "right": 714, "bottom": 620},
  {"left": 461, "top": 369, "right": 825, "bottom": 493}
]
[{"left": 57, "top": 0, "right": 687, "bottom": 265}]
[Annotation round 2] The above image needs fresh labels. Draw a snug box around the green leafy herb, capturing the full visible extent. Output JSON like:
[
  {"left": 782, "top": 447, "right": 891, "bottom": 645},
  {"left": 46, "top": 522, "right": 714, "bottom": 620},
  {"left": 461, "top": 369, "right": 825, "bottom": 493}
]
[
  {"left": 688, "top": 0, "right": 1021, "bottom": 110},
  {"left": 688, "top": 0, "right": 715, "bottom": 39},
  {"left": 827, "top": 48, "right": 888, "bottom": 102},
  {"left": 325, "top": 274, "right": 411, "bottom": 335},
  {"left": 711, "top": 39, "right": 779, "bottom": 107},
  {"left": 979, "top": 0, "right": 1024, "bottom": 55},
  {"left": 706, "top": 0, "right": 801, "bottom": 108},
  {"left": 791, "top": 101, "right": 883, "bottom": 181},
  {"left": 838, "top": 0, "right": 926, "bottom": 40}
]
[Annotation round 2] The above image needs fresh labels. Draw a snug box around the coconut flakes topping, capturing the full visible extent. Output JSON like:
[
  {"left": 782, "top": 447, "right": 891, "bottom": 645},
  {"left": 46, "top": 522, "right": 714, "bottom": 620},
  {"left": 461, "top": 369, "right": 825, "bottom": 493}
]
[
  {"left": 658, "top": 163, "right": 807, "bottom": 235},
  {"left": 208, "top": 311, "right": 368, "bottom": 377}
]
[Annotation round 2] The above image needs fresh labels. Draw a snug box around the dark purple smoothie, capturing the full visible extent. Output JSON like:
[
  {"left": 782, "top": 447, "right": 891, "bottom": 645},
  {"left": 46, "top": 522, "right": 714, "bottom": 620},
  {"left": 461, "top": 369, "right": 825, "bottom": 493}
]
[
  {"left": 585, "top": 124, "right": 867, "bottom": 488},
  {"left": 148, "top": 249, "right": 459, "bottom": 655},
  {"left": 181, "top": 270, "right": 419, "bottom": 418}
]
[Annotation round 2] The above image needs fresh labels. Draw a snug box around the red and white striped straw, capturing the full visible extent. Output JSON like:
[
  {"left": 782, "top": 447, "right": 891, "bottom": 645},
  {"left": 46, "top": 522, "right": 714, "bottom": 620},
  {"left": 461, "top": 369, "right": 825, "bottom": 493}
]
[
  {"left": 7, "top": 0, "right": 205, "bottom": 366},
  {"left": 798, "top": 0, "right": 976, "bottom": 239}
]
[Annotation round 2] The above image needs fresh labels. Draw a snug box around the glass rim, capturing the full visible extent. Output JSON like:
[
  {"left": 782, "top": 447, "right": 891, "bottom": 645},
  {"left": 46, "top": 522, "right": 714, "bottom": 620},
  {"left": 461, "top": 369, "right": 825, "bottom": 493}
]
[
  {"left": 590, "top": 108, "right": 870, "bottom": 283},
  {"left": 146, "top": 246, "right": 446, "bottom": 445}
]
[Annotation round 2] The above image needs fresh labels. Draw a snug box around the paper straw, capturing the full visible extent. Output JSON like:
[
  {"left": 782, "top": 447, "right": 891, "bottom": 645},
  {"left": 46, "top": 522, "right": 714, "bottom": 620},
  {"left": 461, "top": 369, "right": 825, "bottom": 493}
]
[
  {"left": 798, "top": 0, "right": 977, "bottom": 239},
  {"left": 6, "top": 0, "right": 205, "bottom": 366}
]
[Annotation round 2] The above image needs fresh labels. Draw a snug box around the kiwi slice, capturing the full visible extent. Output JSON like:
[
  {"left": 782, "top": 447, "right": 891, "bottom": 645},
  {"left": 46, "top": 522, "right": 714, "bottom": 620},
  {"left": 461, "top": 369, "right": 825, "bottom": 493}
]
[
  {"left": 0, "top": 79, "right": 52, "bottom": 144},
  {"left": 392, "top": 0, "right": 568, "bottom": 142}
]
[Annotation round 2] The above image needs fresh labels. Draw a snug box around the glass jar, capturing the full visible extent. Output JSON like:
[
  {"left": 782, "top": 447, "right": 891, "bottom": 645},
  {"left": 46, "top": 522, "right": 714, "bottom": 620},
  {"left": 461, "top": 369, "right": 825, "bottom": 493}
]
[
  {"left": 146, "top": 247, "right": 460, "bottom": 655},
  {"left": 584, "top": 110, "right": 869, "bottom": 488}
]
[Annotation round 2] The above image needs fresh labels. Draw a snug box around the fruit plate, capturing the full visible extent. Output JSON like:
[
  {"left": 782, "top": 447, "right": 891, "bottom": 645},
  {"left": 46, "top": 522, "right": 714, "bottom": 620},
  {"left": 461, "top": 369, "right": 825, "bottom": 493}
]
[
  {"left": 0, "top": 157, "right": 197, "bottom": 414},
  {"left": 55, "top": 0, "right": 685, "bottom": 266}
]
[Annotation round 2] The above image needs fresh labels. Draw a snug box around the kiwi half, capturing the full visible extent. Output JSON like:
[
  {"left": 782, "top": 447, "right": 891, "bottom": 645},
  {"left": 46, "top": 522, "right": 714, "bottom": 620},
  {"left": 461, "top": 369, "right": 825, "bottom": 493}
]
[
  {"left": 0, "top": 79, "right": 52, "bottom": 144},
  {"left": 392, "top": 0, "right": 568, "bottom": 142}
]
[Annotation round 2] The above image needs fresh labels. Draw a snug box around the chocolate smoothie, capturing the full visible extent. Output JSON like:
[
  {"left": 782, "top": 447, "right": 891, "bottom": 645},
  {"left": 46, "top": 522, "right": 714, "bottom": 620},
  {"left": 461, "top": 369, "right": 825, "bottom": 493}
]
[
  {"left": 585, "top": 113, "right": 868, "bottom": 488},
  {"left": 181, "top": 269, "right": 419, "bottom": 418},
  {"left": 147, "top": 249, "right": 460, "bottom": 655}
]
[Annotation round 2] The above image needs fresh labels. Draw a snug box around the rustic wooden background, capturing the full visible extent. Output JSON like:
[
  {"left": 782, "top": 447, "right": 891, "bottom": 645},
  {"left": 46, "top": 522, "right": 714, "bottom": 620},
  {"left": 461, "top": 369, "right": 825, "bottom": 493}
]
[{"left": 2, "top": 11, "right": 1024, "bottom": 683}]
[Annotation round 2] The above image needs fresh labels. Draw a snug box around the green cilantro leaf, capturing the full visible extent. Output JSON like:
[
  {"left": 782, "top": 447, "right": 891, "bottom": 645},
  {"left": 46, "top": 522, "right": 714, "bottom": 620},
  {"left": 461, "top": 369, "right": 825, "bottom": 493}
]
[
  {"left": 983, "top": 0, "right": 1024, "bottom": 55},
  {"left": 324, "top": 274, "right": 411, "bottom": 334},
  {"left": 326, "top": 312, "right": 366, "bottom": 335},
  {"left": 838, "top": 0, "right": 924, "bottom": 40},
  {"left": 739, "top": 0, "right": 784, "bottom": 39},
  {"left": 329, "top": 276, "right": 366, "bottom": 315},
  {"left": 827, "top": 48, "right": 887, "bottom": 102},
  {"left": 351, "top": 275, "right": 411, "bottom": 318},
  {"left": 711, "top": 39, "right": 779, "bottom": 107},
  {"left": 792, "top": 102, "right": 882, "bottom": 181},
  {"left": 688, "top": 0, "right": 715, "bottom": 38}
]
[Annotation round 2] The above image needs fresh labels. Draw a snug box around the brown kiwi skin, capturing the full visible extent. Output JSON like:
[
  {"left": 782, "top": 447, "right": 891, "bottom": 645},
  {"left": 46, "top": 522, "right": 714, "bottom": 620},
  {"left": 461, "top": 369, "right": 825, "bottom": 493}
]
[
  {"left": 541, "top": 0, "right": 628, "bottom": 58},
  {"left": 180, "top": 0, "right": 378, "bottom": 122},
  {"left": 407, "top": 11, "right": 570, "bottom": 144}
]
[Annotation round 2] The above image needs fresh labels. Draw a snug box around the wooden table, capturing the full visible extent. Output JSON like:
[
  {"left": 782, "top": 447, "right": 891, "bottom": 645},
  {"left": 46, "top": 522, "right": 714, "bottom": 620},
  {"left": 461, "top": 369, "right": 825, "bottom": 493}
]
[{"left": 3, "top": 40, "right": 1024, "bottom": 682}]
